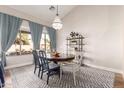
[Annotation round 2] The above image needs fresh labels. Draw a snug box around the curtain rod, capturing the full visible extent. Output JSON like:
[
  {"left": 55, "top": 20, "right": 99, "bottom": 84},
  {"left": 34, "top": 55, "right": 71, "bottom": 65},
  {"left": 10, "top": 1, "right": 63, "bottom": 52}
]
[{"left": 0, "top": 12, "right": 49, "bottom": 28}]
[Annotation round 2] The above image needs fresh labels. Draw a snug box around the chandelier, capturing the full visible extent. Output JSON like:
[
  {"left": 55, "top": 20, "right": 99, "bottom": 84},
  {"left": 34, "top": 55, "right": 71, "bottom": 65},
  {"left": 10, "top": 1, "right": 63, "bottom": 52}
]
[{"left": 51, "top": 5, "right": 63, "bottom": 30}]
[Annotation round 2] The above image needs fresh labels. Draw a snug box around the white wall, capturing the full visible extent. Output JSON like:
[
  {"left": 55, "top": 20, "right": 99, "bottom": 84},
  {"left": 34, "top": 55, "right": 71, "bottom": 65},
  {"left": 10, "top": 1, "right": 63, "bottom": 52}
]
[
  {"left": 57, "top": 6, "right": 124, "bottom": 73},
  {"left": 119, "top": 6, "right": 124, "bottom": 77}
]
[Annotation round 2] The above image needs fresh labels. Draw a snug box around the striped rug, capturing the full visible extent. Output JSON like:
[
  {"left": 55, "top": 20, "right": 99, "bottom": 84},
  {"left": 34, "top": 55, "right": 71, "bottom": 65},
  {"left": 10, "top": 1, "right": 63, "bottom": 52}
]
[{"left": 10, "top": 65, "right": 115, "bottom": 88}]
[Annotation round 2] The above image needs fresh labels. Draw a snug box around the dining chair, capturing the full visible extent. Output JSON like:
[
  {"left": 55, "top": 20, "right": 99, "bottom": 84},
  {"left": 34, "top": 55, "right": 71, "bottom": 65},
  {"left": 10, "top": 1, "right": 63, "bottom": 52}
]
[
  {"left": 60, "top": 51, "right": 83, "bottom": 86},
  {"left": 0, "top": 79, "right": 2, "bottom": 88},
  {"left": 39, "top": 50, "right": 60, "bottom": 84},
  {"left": 32, "top": 50, "right": 42, "bottom": 77}
]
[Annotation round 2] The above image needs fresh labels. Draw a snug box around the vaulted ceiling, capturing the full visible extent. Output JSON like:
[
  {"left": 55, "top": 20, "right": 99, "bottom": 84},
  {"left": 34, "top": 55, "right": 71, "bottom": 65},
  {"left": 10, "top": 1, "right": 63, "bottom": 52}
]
[{"left": 8, "top": 5, "right": 76, "bottom": 24}]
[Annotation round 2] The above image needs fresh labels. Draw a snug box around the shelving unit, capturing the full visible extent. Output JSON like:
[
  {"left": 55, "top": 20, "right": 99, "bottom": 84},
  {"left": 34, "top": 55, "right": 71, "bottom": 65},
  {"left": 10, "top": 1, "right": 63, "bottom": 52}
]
[{"left": 66, "top": 32, "right": 85, "bottom": 55}]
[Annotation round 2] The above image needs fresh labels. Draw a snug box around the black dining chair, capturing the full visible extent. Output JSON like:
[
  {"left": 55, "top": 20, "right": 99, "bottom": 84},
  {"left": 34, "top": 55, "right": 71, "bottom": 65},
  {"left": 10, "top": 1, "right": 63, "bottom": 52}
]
[
  {"left": 32, "top": 50, "right": 42, "bottom": 77},
  {"left": 39, "top": 50, "right": 60, "bottom": 84}
]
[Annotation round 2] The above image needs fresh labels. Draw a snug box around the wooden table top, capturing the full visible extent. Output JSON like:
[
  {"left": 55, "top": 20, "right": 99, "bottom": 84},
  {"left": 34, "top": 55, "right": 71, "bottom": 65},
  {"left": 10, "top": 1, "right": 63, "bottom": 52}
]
[{"left": 46, "top": 54, "right": 75, "bottom": 62}]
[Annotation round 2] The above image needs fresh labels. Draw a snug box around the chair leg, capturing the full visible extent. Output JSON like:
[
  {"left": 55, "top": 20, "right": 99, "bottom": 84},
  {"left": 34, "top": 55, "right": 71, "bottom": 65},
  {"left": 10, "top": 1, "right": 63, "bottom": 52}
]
[
  {"left": 73, "top": 72, "right": 76, "bottom": 86},
  {"left": 40, "top": 70, "right": 43, "bottom": 79},
  {"left": 79, "top": 68, "right": 81, "bottom": 75},
  {"left": 58, "top": 69, "right": 60, "bottom": 78},
  {"left": 38, "top": 67, "right": 41, "bottom": 77},
  {"left": 72, "top": 65, "right": 76, "bottom": 86},
  {"left": 47, "top": 73, "right": 50, "bottom": 84},
  {"left": 34, "top": 66, "right": 36, "bottom": 74},
  {"left": 59, "top": 67, "right": 62, "bottom": 80}
]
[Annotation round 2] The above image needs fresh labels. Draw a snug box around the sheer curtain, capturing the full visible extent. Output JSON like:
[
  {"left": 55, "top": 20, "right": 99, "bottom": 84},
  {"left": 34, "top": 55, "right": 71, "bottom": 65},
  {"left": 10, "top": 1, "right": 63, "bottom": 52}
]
[
  {"left": 46, "top": 27, "right": 56, "bottom": 51},
  {"left": 29, "top": 21, "right": 43, "bottom": 50},
  {"left": 0, "top": 13, "right": 22, "bottom": 66}
]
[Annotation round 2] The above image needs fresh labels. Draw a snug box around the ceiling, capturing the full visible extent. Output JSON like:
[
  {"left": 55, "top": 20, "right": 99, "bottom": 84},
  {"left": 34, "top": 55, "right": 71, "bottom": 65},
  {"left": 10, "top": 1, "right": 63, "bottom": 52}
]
[{"left": 8, "top": 5, "right": 76, "bottom": 24}]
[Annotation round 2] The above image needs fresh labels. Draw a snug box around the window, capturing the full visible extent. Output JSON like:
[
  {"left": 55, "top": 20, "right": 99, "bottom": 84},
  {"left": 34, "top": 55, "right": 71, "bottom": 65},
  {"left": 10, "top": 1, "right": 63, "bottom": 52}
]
[
  {"left": 7, "top": 30, "right": 33, "bottom": 56},
  {"left": 40, "top": 27, "right": 51, "bottom": 53},
  {"left": 7, "top": 26, "right": 51, "bottom": 56}
]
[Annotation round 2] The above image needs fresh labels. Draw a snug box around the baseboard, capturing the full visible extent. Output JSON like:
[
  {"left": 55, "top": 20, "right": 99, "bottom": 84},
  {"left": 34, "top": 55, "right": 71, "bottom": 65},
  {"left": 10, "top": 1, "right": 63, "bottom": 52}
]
[
  {"left": 85, "top": 63, "right": 123, "bottom": 74},
  {"left": 5, "top": 62, "right": 33, "bottom": 70}
]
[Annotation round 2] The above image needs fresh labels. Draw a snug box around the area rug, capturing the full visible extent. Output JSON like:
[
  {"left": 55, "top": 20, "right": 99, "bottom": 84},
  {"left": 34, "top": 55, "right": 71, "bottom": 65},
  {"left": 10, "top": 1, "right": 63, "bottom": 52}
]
[{"left": 10, "top": 65, "right": 115, "bottom": 88}]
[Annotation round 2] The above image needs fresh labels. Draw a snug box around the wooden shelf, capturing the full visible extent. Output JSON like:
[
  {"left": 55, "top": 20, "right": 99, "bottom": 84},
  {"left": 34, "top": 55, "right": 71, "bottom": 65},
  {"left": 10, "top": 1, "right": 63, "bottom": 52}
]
[
  {"left": 66, "top": 32, "right": 84, "bottom": 53},
  {"left": 66, "top": 37, "right": 85, "bottom": 40}
]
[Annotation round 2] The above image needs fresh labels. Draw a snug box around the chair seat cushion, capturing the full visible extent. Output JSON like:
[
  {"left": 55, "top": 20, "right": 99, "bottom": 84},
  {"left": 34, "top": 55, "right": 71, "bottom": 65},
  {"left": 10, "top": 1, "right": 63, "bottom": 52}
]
[
  {"left": 61, "top": 63, "right": 80, "bottom": 72},
  {"left": 49, "top": 62, "right": 60, "bottom": 70}
]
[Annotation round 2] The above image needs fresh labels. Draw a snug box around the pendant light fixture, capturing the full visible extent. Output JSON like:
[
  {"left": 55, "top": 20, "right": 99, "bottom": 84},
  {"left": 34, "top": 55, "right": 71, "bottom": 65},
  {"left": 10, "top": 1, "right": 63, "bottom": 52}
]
[{"left": 52, "top": 5, "right": 63, "bottom": 30}]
